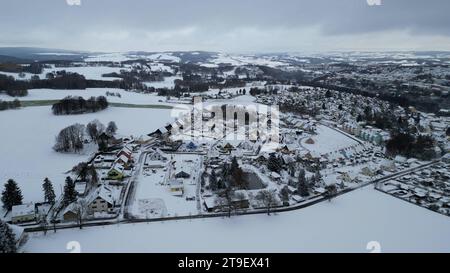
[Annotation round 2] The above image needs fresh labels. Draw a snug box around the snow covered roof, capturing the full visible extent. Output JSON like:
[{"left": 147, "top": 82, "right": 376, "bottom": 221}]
[
  {"left": 7, "top": 224, "right": 25, "bottom": 242},
  {"left": 11, "top": 203, "right": 35, "bottom": 218},
  {"left": 394, "top": 155, "right": 407, "bottom": 163},
  {"left": 271, "top": 172, "right": 281, "bottom": 179},
  {"left": 62, "top": 202, "right": 79, "bottom": 215},
  {"left": 111, "top": 163, "right": 125, "bottom": 173},
  {"left": 203, "top": 197, "right": 217, "bottom": 209},
  {"left": 75, "top": 182, "right": 87, "bottom": 194},
  {"left": 117, "top": 154, "right": 130, "bottom": 164},
  {"left": 169, "top": 179, "right": 183, "bottom": 188},
  {"left": 87, "top": 185, "right": 115, "bottom": 205}
]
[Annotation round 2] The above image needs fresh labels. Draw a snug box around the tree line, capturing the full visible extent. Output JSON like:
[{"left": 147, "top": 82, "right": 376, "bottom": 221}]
[
  {"left": 0, "top": 71, "right": 138, "bottom": 98},
  {"left": 52, "top": 96, "right": 108, "bottom": 115},
  {"left": 0, "top": 99, "right": 21, "bottom": 111},
  {"left": 386, "top": 133, "right": 438, "bottom": 160}
]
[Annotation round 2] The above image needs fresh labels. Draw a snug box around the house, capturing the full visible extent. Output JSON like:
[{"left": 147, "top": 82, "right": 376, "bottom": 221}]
[
  {"left": 203, "top": 197, "right": 218, "bottom": 212},
  {"left": 94, "top": 155, "right": 104, "bottom": 164},
  {"left": 231, "top": 190, "right": 250, "bottom": 209},
  {"left": 175, "top": 170, "right": 190, "bottom": 179},
  {"left": 169, "top": 179, "right": 184, "bottom": 196},
  {"left": 148, "top": 126, "right": 169, "bottom": 138},
  {"left": 255, "top": 153, "right": 270, "bottom": 164},
  {"left": 11, "top": 203, "right": 36, "bottom": 224},
  {"left": 361, "top": 166, "right": 376, "bottom": 177},
  {"left": 108, "top": 164, "right": 125, "bottom": 180},
  {"left": 222, "top": 143, "right": 235, "bottom": 153},
  {"left": 282, "top": 154, "right": 295, "bottom": 165},
  {"left": 270, "top": 172, "right": 281, "bottom": 181},
  {"left": 147, "top": 149, "right": 167, "bottom": 162},
  {"left": 116, "top": 154, "right": 130, "bottom": 166},
  {"left": 380, "top": 159, "right": 396, "bottom": 172},
  {"left": 394, "top": 155, "right": 407, "bottom": 164},
  {"left": 117, "top": 146, "right": 133, "bottom": 161},
  {"left": 338, "top": 172, "right": 355, "bottom": 183},
  {"left": 62, "top": 203, "right": 79, "bottom": 222},
  {"left": 74, "top": 181, "right": 87, "bottom": 196},
  {"left": 186, "top": 142, "right": 198, "bottom": 150},
  {"left": 279, "top": 144, "right": 296, "bottom": 154},
  {"left": 237, "top": 140, "right": 254, "bottom": 152},
  {"left": 8, "top": 224, "right": 28, "bottom": 248},
  {"left": 87, "top": 185, "right": 115, "bottom": 214},
  {"left": 443, "top": 153, "right": 450, "bottom": 163}
]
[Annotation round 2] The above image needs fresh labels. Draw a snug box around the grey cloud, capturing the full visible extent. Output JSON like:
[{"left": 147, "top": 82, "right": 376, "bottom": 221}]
[{"left": 1, "top": 0, "right": 449, "bottom": 52}]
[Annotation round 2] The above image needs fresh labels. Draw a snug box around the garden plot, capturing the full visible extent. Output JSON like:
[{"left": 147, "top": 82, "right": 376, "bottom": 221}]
[{"left": 130, "top": 153, "right": 201, "bottom": 218}]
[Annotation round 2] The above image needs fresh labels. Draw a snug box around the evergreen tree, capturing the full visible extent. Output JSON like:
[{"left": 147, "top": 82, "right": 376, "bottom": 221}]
[
  {"left": 0, "top": 220, "right": 17, "bottom": 253},
  {"left": 88, "top": 165, "right": 99, "bottom": 188},
  {"left": 74, "top": 162, "right": 89, "bottom": 181},
  {"left": 209, "top": 171, "right": 218, "bottom": 191},
  {"left": 63, "top": 177, "right": 77, "bottom": 206},
  {"left": 229, "top": 157, "right": 246, "bottom": 189},
  {"left": 297, "top": 169, "right": 309, "bottom": 197},
  {"left": 1, "top": 179, "right": 23, "bottom": 210},
  {"left": 267, "top": 153, "right": 282, "bottom": 173},
  {"left": 42, "top": 178, "right": 56, "bottom": 204},
  {"left": 280, "top": 186, "right": 290, "bottom": 203}
]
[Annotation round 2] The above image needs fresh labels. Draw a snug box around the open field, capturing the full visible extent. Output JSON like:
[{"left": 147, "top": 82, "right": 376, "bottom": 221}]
[
  {"left": 23, "top": 187, "right": 450, "bottom": 253},
  {"left": 0, "top": 106, "right": 174, "bottom": 205}
]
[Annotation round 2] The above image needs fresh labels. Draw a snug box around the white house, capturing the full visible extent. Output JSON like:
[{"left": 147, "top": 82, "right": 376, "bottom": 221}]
[{"left": 11, "top": 203, "right": 36, "bottom": 224}]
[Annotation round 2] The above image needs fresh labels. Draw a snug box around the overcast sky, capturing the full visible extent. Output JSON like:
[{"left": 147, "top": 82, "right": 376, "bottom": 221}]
[{"left": 1, "top": 0, "right": 450, "bottom": 53}]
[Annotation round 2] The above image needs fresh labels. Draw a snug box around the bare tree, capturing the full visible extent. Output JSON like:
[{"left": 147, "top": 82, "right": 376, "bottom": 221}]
[
  {"left": 256, "top": 189, "right": 278, "bottom": 215},
  {"left": 54, "top": 124, "right": 85, "bottom": 153},
  {"left": 75, "top": 199, "right": 87, "bottom": 230},
  {"left": 325, "top": 184, "right": 338, "bottom": 202},
  {"left": 86, "top": 120, "right": 105, "bottom": 143}
]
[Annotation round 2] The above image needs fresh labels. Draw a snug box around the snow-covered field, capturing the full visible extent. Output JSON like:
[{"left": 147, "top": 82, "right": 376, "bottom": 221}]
[
  {"left": 302, "top": 125, "right": 360, "bottom": 155},
  {"left": 0, "top": 106, "right": 174, "bottom": 205},
  {"left": 23, "top": 187, "right": 450, "bottom": 253},
  {"left": 143, "top": 76, "right": 182, "bottom": 89},
  {"left": 0, "top": 66, "right": 127, "bottom": 81},
  {"left": 0, "top": 88, "right": 172, "bottom": 106}
]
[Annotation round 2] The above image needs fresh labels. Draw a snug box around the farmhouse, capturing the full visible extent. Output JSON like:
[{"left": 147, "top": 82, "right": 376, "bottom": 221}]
[
  {"left": 62, "top": 203, "right": 79, "bottom": 222},
  {"left": 169, "top": 179, "right": 184, "bottom": 196},
  {"left": 175, "top": 170, "right": 191, "bottom": 179},
  {"left": 11, "top": 203, "right": 36, "bottom": 224},
  {"left": 231, "top": 190, "right": 250, "bottom": 209},
  {"left": 87, "top": 185, "right": 115, "bottom": 214},
  {"left": 108, "top": 164, "right": 125, "bottom": 180}
]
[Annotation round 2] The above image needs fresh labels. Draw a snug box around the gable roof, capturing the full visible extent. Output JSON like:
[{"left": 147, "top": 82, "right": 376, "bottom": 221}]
[{"left": 87, "top": 185, "right": 114, "bottom": 205}]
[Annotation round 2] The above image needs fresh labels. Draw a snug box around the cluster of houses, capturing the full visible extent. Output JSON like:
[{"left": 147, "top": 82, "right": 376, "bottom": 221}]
[
  {"left": 60, "top": 142, "right": 138, "bottom": 222},
  {"left": 340, "top": 123, "right": 390, "bottom": 146},
  {"left": 377, "top": 160, "right": 450, "bottom": 216}
]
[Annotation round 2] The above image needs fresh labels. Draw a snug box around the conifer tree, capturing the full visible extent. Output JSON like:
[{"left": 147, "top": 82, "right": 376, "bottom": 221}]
[
  {"left": 42, "top": 178, "right": 56, "bottom": 204},
  {"left": 1, "top": 179, "right": 23, "bottom": 210},
  {"left": 0, "top": 220, "right": 17, "bottom": 253}
]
